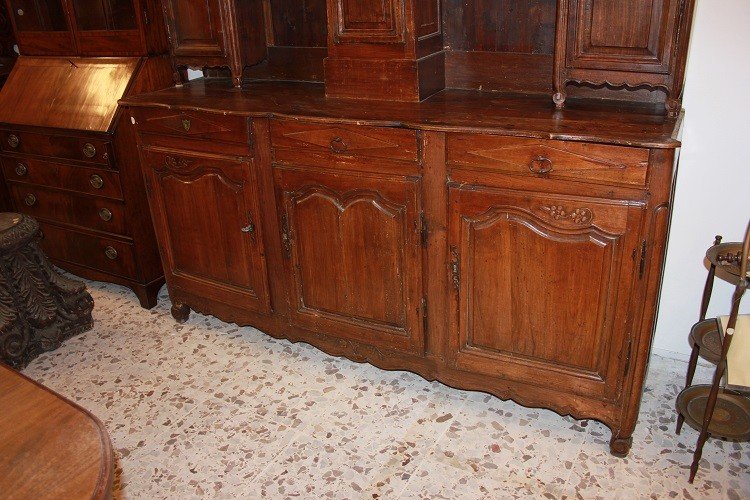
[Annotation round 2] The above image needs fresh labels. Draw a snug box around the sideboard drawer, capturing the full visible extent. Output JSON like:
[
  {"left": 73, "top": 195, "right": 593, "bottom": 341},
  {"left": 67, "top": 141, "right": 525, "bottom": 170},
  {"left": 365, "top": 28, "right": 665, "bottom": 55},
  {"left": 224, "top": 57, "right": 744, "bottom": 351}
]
[
  {"left": 8, "top": 184, "right": 127, "bottom": 236},
  {"left": 132, "top": 109, "right": 252, "bottom": 157},
  {"left": 2, "top": 156, "right": 124, "bottom": 200},
  {"left": 0, "top": 130, "right": 112, "bottom": 166},
  {"left": 38, "top": 223, "right": 138, "bottom": 280},
  {"left": 271, "top": 119, "right": 419, "bottom": 166},
  {"left": 447, "top": 134, "right": 649, "bottom": 188}
]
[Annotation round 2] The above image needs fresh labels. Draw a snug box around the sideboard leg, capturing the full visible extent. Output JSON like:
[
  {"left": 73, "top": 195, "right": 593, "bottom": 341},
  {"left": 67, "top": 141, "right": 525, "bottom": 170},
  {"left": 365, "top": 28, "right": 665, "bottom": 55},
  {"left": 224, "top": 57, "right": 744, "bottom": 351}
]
[
  {"left": 171, "top": 302, "right": 191, "bottom": 324},
  {"left": 609, "top": 433, "right": 633, "bottom": 457}
]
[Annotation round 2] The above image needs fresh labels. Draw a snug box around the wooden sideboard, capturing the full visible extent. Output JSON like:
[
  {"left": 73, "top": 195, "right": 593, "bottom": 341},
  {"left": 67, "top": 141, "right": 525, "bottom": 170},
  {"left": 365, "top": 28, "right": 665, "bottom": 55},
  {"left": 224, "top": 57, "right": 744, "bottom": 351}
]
[{"left": 124, "top": 79, "right": 683, "bottom": 456}]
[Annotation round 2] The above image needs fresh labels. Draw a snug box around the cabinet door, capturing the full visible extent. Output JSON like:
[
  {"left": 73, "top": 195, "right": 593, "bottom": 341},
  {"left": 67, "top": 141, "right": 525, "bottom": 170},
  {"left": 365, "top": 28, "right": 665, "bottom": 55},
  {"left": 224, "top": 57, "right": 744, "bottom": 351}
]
[
  {"left": 567, "top": 0, "right": 680, "bottom": 74},
  {"left": 69, "top": 0, "right": 145, "bottom": 55},
  {"left": 163, "top": 0, "right": 226, "bottom": 59},
  {"left": 276, "top": 167, "right": 425, "bottom": 354},
  {"left": 448, "top": 186, "right": 645, "bottom": 402},
  {"left": 140, "top": 149, "right": 270, "bottom": 314},
  {"left": 7, "top": 0, "right": 75, "bottom": 54}
]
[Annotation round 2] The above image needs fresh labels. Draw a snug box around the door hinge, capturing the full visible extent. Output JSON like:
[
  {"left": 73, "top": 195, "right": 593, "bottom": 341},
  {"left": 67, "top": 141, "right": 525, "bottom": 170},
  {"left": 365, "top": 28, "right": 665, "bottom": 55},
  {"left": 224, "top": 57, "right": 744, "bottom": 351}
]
[
  {"left": 623, "top": 337, "right": 633, "bottom": 378},
  {"left": 420, "top": 212, "right": 429, "bottom": 248},
  {"left": 421, "top": 297, "right": 428, "bottom": 332},
  {"left": 280, "top": 213, "right": 292, "bottom": 259},
  {"left": 638, "top": 240, "right": 648, "bottom": 279},
  {"left": 450, "top": 246, "right": 460, "bottom": 291}
]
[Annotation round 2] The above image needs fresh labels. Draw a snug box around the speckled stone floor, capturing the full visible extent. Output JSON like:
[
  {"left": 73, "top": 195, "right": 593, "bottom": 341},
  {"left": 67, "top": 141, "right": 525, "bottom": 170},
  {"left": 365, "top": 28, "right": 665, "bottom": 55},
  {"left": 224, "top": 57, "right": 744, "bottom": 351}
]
[{"left": 21, "top": 280, "right": 750, "bottom": 499}]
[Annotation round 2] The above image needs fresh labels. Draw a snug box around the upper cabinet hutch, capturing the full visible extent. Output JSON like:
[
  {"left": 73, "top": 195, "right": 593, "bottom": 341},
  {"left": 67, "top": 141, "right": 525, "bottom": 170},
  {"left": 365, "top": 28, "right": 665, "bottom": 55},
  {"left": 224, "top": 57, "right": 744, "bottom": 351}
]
[{"left": 0, "top": 0, "right": 172, "bottom": 307}]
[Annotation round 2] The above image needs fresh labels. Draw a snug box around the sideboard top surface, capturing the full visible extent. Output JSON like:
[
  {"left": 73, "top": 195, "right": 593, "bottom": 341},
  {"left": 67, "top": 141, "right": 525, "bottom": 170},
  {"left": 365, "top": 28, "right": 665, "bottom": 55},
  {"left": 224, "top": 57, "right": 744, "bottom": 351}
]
[{"left": 122, "top": 79, "right": 683, "bottom": 149}]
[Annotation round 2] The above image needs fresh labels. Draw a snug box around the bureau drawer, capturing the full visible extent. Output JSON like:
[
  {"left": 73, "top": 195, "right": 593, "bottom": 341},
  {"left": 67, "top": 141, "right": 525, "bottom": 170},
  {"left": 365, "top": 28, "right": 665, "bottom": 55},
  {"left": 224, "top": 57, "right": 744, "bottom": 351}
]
[
  {"left": 9, "top": 184, "right": 127, "bottom": 236},
  {"left": 38, "top": 223, "right": 137, "bottom": 280},
  {"left": 271, "top": 119, "right": 418, "bottom": 166},
  {"left": 2, "top": 156, "right": 123, "bottom": 200},
  {"left": 1, "top": 130, "right": 112, "bottom": 166},
  {"left": 131, "top": 109, "right": 251, "bottom": 157},
  {"left": 447, "top": 134, "right": 649, "bottom": 188}
]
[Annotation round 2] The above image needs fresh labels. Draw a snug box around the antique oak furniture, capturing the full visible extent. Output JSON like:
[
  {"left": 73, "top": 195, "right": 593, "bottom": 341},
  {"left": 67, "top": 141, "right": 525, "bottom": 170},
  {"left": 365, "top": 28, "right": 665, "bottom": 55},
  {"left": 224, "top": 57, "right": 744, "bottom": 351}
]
[
  {"left": 0, "top": 363, "right": 113, "bottom": 499},
  {"left": 0, "top": 0, "right": 173, "bottom": 306},
  {"left": 123, "top": 0, "right": 697, "bottom": 456},
  {"left": 0, "top": 212, "right": 94, "bottom": 368},
  {"left": 675, "top": 223, "right": 750, "bottom": 483}
]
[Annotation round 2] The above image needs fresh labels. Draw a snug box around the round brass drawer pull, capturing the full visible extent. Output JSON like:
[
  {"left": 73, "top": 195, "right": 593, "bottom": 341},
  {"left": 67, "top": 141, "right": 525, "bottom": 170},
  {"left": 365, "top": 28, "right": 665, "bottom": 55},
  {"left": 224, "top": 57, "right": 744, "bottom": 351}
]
[
  {"left": 7, "top": 134, "right": 19, "bottom": 148},
  {"left": 99, "top": 208, "right": 113, "bottom": 222},
  {"left": 104, "top": 246, "right": 118, "bottom": 260},
  {"left": 15, "top": 163, "right": 28, "bottom": 176},
  {"left": 90, "top": 174, "right": 104, "bottom": 189},
  {"left": 83, "top": 143, "right": 97, "bottom": 158},
  {"left": 24, "top": 194, "right": 37, "bottom": 206},
  {"left": 529, "top": 156, "right": 553, "bottom": 174}
]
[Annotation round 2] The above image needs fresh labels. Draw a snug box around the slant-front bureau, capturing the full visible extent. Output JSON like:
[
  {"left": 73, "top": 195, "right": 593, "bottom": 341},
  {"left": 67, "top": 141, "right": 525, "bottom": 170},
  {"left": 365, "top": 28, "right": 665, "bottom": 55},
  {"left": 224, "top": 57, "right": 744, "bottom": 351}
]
[{"left": 0, "top": 57, "right": 171, "bottom": 307}]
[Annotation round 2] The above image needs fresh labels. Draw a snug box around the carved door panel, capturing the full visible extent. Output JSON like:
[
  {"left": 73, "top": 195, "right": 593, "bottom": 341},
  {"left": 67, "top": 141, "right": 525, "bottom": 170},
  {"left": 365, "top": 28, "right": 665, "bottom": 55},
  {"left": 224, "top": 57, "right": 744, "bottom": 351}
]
[
  {"left": 276, "top": 167, "right": 424, "bottom": 354},
  {"left": 448, "top": 186, "right": 646, "bottom": 402},
  {"left": 140, "top": 149, "right": 270, "bottom": 313},
  {"left": 332, "top": 0, "right": 405, "bottom": 43},
  {"left": 163, "top": 0, "right": 226, "bottom": 57},
  {"left": 567, "top": 0, "right": 680, "bottom": 74}
]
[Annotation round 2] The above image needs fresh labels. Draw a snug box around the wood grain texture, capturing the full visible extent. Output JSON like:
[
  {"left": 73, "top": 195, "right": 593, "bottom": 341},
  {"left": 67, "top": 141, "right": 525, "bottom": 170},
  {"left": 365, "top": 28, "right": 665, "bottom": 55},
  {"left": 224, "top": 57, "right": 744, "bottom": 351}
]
[
  {"left": 122, "top": 79, "right": 682, "bottom": 149},
  {"left": 0, "top": 364, "right": 113, "bottom": 500},
  {"left": 0, "top": 57, "right": 139, "bottom": 132}
]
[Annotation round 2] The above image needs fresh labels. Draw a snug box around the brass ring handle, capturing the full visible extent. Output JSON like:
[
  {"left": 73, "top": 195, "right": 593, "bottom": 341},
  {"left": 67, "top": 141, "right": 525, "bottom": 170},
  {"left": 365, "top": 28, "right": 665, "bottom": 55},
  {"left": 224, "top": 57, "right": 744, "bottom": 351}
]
[
  {"left": 7, "top": 134, "right": 19, "bottom": 148},
  {"left": 24, "top": 194, "right": 37, "bottom": 206},
  {"left": 529, "top": 156, "right": 553, "bottom": 174},
  {"left": 104, "top": 246, "right": 118, "bottom": 260},
  {"left": 15, "top": 163, "right": 27, "bottom": 176},
  {"left": 99, "top": 208, "right": 113, "bottom": 222},
  {"left": 82, "top": 143, "right": 97, "bottom": 158},
  {"left": 330, "top": 136, "right": 348, "bottom": 154},
  {"left": 90, "top": 174, "right": 104, "bottom": 189}
]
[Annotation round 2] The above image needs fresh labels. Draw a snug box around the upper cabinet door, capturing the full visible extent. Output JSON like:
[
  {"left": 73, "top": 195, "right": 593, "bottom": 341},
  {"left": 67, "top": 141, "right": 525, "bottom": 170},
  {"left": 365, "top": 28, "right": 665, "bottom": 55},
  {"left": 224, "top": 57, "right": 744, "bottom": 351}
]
[
  {"left": 7, "top": 0, "right": 75, "bottom": 54},
  {"left": 567, "top": 0, "right": 680, "bottom": 74},
  {"left": 275, "top": 167, "right": 425, "bottom": 355},
  {"left": 163, "top": 0, "right": 226, "bottom": 59},
  {"left": 332, "top": 0, "right": 405, "bottom": 43},
  {"left": 69, "top": 0, "right": 154, "bottom": 56},
  {"left": 447, "top": 185, "right": 646, "bottom": 402}
]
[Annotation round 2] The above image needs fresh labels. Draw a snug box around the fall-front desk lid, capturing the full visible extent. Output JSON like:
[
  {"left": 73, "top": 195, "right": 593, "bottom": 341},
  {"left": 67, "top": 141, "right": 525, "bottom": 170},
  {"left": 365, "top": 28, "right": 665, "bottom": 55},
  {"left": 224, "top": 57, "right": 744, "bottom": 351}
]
[{"left": 0, "top": 56, "right": 140, "bottom": 133}]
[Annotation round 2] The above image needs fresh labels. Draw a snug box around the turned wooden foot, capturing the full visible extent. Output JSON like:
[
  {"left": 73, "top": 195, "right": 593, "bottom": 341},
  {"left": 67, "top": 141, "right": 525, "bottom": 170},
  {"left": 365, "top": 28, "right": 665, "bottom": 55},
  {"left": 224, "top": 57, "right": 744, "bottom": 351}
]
[
  {"left": 609, "top": 434, "right": 633, "bottom": 457},
  {"left": 171, "top": 302, "right": 190, "bottom": 323}
]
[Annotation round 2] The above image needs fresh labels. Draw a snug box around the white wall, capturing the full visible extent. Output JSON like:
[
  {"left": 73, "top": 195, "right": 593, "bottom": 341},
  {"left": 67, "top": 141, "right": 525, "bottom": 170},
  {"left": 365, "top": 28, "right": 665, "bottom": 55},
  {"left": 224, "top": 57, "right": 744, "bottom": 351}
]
[{"left": 653, "top": 0, "right": 750, "bottom": 358}]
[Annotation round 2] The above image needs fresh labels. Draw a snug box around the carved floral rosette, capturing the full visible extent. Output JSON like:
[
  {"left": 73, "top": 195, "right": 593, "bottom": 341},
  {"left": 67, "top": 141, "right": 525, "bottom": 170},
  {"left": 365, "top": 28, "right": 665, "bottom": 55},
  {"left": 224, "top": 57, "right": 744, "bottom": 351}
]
[{"left": 0, "top": 214, "right": 94, "bottom": 368}]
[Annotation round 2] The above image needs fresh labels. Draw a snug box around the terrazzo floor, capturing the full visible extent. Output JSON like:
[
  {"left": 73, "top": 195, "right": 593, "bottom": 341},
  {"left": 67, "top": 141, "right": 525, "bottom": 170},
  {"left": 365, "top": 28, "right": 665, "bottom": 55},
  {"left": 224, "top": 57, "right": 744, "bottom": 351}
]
[{"left": 21, "top": 280, "right": 750, "bottom": 499}]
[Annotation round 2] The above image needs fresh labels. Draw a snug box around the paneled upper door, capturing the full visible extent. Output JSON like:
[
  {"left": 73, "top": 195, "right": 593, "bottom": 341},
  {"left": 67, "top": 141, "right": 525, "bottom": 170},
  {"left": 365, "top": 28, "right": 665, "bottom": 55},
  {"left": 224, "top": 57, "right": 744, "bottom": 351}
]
[
  {"left": 164, "top": 0, "right": 225, "bottom": 57},
  {"left": 448, "top": 185, "right": 646, "bottom": 402},
  {"left": 140, "top": 148, "right": 270, "bottom": 314},
  {"left": 332, "top": 0, "right": 405, "bottom": 43},
  {"left": 567, "top": 0, "right": 681, "bottom": 74},
  {"left": 276, "top": 167, "right": 424, "bottom": 354}
]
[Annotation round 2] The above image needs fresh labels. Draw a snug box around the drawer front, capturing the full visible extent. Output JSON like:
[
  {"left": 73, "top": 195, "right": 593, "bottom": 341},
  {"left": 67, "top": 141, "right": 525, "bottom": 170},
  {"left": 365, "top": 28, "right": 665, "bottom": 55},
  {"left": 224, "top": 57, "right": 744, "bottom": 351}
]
[
  {"left": 1, "top": 130, "right": 112, "bottom": 166},
  {"left": 2, "top": 156, "right": 124, "bottom": 200},
  {"left": 132, "top": 109, "right": 251, "bottom": 156},
  {"left": 271, "top": 120, "right": 419, "bottom": 166},
  {"left": 9, "top": 184, "right": 127, "bottom": 235},
  {"left": 447, "top": 135, "right": 649, "bottom": 188},
  {"left": 38, "top": 222, "right": 138, "bottom": 280}
]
